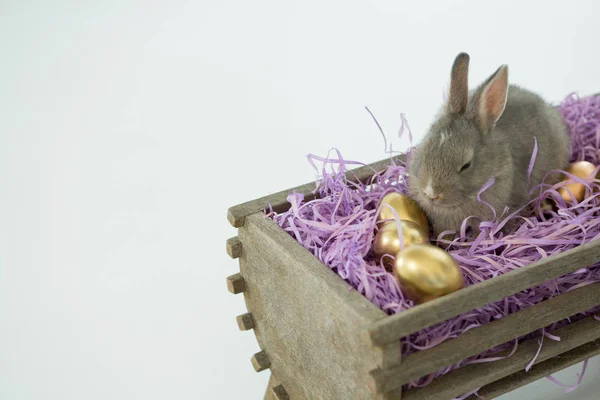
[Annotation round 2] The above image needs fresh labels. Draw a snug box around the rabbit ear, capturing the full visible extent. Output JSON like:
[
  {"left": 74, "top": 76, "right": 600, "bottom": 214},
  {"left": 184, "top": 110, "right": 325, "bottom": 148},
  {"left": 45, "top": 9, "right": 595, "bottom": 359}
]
[
  {"left": 477, "top": 65, "right": 509, "bottom": 132},
  {"left": 448, "top": 52, "right": 470, "bottom": 114}
]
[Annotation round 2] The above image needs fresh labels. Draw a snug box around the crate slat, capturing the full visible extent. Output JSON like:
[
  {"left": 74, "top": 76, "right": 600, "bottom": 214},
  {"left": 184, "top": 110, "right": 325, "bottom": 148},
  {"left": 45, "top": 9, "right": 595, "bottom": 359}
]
[
  {"left": 401, "top": 315, "right": 600, "bottom": 400},
  {"left": 376, "top": 387, "right": 404, "bottom": 400},
  {"left": 365, "top": 240, "right": 600, "bottom": 347},
  {"left": 252, "top": 350, "right": 271, "bottom": 372},
  {"left": 226, "top": 236, "right": 243, "bottom": 259},
  {"left": 271, "top": 384, "right": 290, "bottom": 400},
  {"left": 227, "top": 157, "right": 402, "bottom": 227},
  {"left": 238, "top": 213, "right": 395, "bottom": 399},
  {"left": 228, "top": 182, "right": 317, "bottom": 228},
  {"left": 264, "top": 374, "right": 277, "bottom": 400},
  {"left": 245, "top": 213, "right": 386, "bottom": 322},
  {"left": 226, "top": 273, "right": 246, "bottom": 294},
  {"left": 236, "top": 312, "right": 255, "bottom": 331},
  {"left": 368, "top": 282, "right": 600, "bottom": 393},
  {"left": 466, "top": 339, "right": 600, "bottom": 400},
  {"left": 375, "top": 341, "right": 403, "bottom": 369}
]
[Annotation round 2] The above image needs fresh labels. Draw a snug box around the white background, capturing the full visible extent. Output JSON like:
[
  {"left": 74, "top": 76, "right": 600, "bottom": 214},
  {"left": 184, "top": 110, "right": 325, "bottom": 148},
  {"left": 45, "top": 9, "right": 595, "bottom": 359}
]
[{"left": 1, "top": 1, "right": 599, "bottom": 399}]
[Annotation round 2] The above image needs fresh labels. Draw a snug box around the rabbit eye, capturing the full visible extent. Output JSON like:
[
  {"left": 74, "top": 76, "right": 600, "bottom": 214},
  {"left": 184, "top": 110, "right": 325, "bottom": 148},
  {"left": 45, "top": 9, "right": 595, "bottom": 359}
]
[{"left": 460, "top": 161, "right": 472, "bottom": 173}]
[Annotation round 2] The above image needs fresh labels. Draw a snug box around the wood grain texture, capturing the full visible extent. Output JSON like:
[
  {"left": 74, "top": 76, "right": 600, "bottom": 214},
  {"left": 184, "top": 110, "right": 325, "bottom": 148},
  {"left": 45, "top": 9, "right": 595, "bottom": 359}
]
[
  {"left": 226, "top": 236, "right": 243, "bottom": 259},
  {"left": 236, "top": 313, "right": 255, "bottom": 331},
  {"left": 365, "top": 239, "right": 600, "bottom": 347},
  {"left": 264, "top": 374, "right": 277, "bottom": 400},
  {"left": 226, "top": 273, "right": 246, "bottom": 294},
  {"left": 402, "top": 315, "right": 600, "bottom": 400},
  {"left": 227, "top": 182, "right": 317, "bottom": 228},
  {"left": 376, "top": 387, "right": 405, "bottom": 400},
  {"left": 375, "top": 341, "right": 403, "bottom": 369},
  {"left": 465, "top": 340, "right": 600, "bottom": 400},
  {"left": 227, "top": 156, "right": 403, "bottom": 227},
  {"left": 239, "top": 212, "right": 395, "bottom": 399},
  {"left": 251, "top": 350, "right": 271, "bottom": 372},
  {"left": 369, "top": 282, "right": 600, "bottom": 393},
  {"left": 271, "top": 384, "right": 290, "bottom": 400}
]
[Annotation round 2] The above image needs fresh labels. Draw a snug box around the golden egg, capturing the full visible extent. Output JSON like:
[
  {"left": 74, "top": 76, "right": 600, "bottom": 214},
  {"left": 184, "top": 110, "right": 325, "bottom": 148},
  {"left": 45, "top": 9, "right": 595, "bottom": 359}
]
[
  {"left": 373, "top": 220, "right": 429, "bottom": 270},
  {"left": 377, "top": 193, "right": 429, "bottom": 231},
  {"left": 392, "top": 244, "right": 464, "bottom": 304},
  {"left": 558, "top": 161, "right": 597, "bottom": 203}
]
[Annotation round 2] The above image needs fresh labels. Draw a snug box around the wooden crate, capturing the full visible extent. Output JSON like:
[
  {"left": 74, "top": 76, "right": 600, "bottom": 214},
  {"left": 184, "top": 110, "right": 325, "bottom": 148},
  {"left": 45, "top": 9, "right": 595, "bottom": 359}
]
[{"left": 225, "top": 156, "right": 600, "bottom": 400}]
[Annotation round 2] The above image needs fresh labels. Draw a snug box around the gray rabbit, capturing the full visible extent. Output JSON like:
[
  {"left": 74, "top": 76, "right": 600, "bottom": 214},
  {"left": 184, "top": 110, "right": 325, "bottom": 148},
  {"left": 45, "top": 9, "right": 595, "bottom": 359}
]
[{"left": 408, "top": 53, "right": 570, "bottom": 239}]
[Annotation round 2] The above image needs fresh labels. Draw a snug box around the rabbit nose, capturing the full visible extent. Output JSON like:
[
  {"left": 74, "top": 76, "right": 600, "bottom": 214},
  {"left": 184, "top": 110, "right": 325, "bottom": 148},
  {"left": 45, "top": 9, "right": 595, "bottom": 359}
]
[
  {"left": 424, "top": 190, "right": 441, "bottom": 201},
  {"left": 423, "top": 181, "right": 441, "bottom": 201}
]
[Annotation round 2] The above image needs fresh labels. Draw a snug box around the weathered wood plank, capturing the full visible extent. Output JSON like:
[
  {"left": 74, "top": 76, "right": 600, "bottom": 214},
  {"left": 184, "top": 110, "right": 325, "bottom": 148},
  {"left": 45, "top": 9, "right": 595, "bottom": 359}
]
[
  {"left": 271, "top": 384, "right": 290, "bottom": 400},
  {"left": 227, "top": 182, "right": 317, "bottom": 228},
  {"left": 365, "top": 239, "right": 600, "bottom": 347},
  {"left": 368, "top": 282, "right": 600, "bottom": 393},
  {"left": 402, "top": 315, "right": 600, "bottom": 400},
  {"left": 264, "top": 373, "right": 290, "bottom": 400},
  {"left": 239, "top": 212, "right": 393, "bottom": 399},
  {"left": 236, "top": 312, "right": 255, "bottom": 331},
  {"left": 251, "top": 350, "right": 271, "bottom": 372},
  {"left": 227, "top": 156, "right": 404, "bottom": 227},
  {"left": 226, "top": 273, "right": 246, "bottom": 294},
  {"left": 465, "top": 340, "right": 600, "bottom": 400},
  {"left": 264, "top": 374, "right": 277, "bottom": 400},
  {"left": 375, "top": 341, "right": 403, "bottom": 369},
  {"left": 226, "top": 236, "right": 243, "bottom": 259},
  {"left": 376, "top": 387, "right": 405, "bottom": 400}
]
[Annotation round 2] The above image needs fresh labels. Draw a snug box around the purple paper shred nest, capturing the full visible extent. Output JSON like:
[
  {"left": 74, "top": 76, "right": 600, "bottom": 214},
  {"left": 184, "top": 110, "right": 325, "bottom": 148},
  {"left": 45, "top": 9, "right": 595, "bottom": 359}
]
[{"left": 266, "top": 93, "right": 600, "bottom": 394}]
